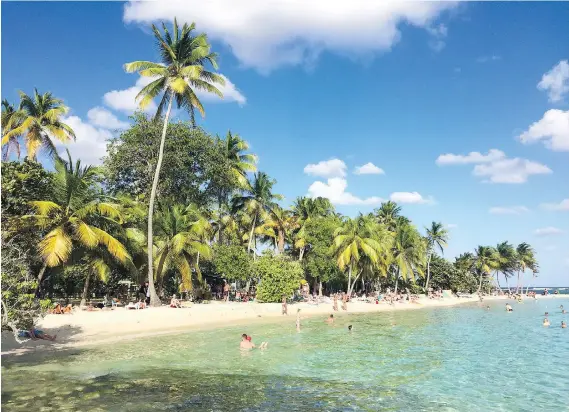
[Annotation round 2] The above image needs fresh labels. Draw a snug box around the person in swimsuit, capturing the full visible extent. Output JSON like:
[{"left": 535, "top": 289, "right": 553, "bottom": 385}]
[
  {"left": 505, "top": 303, "right": 513, "bottom": 312},
  {"left": 333, "top": 294, "right": 338, "bottom": 311},
  {"left": 348, "top": 325, "right": 353, "bottom": 332},
  {"left": 543, "top": 318, "right": 550, "bottom": 327},
  {"left": 341, "top": 293, "right": 348, "bottom": 311},
  {"left": 19, "top": 329, "right": 56, "bottom": 341},
  {"left": 240, "top": 333, "right": 268, "bottom": 350},
  {"left": 281, "top": 295, "right": 288, "bottom": 316},
  {"left": 325, "top": 314, "right": 334, "bottom": 324},
  {"left": 562, "top": 321, "right": 567, "bottom": 329}
]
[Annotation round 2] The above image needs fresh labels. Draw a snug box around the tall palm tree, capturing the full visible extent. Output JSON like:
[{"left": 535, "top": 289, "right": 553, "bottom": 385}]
[
  {"left": 1, "top": 99, "right": 25, "bottom": 160},
  {"left": 516, "top": 242, "right": 536, "bottom": 294},
  {"left": 231, "top": 172, "right": 283, "bottom": 255},
  {"left": 375, "top": 201, "right": 402, "bottom": 232},
  {"left": 391, "top": 222, "right": 425, "bottom": 295},
  {"left": 332, "top": 214, "right": 392, "bottom": 296},
  {"left": 257, "top": 205, "right": 298, "bottom": 254},
  {"left": 124, "top": 19, "right": 225, "bottom": 306},
  {"left": 455, "top": 252, "right": 474, "bottom": 273},
  {"left": 424, "top": 221, "right": 449, "bottom": 292},
  {"left": 153, "top": 204, "right": 212, "bottom": 295},
  {"left": 223, "top": 131, "right": 257, "bottom": 189},
  {"left": 291, "top": 196, "right": 334, "bottom": 260},
  {"left": 495, "top": 241, "right": 517, "bottom": 292},
  {"left": 473, "top": 246, "right": 498, "bottom": 293},
  {"left": 14, "top": 151, "right": 129, "bottom": 295},
  {"left": 2, "top": 90, "right": 75, "bottom": 160}
]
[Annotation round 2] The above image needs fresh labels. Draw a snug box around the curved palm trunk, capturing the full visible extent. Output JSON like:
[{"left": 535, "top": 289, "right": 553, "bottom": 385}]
[
  {"left": 424, "top": 252, "right": 432, "bottom": 292},
  {"left": 346, "top": 265, "right": 352, "bottom": 295},
  {"left": 394, "top": 267, "right": 400, "bottom": 295},
  {"left": 495, "top": 271, "right": 501, "bottom": 290},
  {"left": 318, "top": 281, "right": 323, "bottom": 297},
  {"left": 34, "top": 263, "right": 48, "bottom": 297},
  {"left": 477, "top": 271, "right": 484, "bottom": 293},
  {"left": 146, "top": 91, "right": 174, "bottom": 307},
  {"left": 505, "top": 277, "right": 511, "bottom": 293},
  {"left": 277, "top": 229, "right": 285, "bottom": 254},
  {"left": 247, "top": 213, "right": 257, "bottom": 255},
  {"left": 80, "top": 271, "right": 91, "bottom": 307}
]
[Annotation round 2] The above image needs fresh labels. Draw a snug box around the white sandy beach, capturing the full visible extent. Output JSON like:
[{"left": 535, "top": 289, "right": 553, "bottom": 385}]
[{"left": 2, "top": 294, "right": 565, "bottom": 355}]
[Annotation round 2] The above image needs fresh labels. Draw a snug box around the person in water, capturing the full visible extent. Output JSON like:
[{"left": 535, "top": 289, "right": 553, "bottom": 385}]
[
  {"left": 281, "top": 295, "right": 288, "bottom": 316},
  {"left": 486, "top": 305, "right": 490, "bottom": 310},
  {"left": 333, "top": 294, "right": 338, "bottom": 311},
  {"left": 240, "top": 333, "right": 268, "bottom": 350},
  {"left": 561, "top": 305, "right": 566, "bottom": 314},
  {"left": 505, "top": 303, "right": 513, "bottom": 312},
  {"left": 562, "top": 321, "right": 567, "bottom": 329},
  {"left": 325, "top": 314, "right": 334, "bottom": 324},
  {"left": 543, "top": 318, "right": 550, "bottom": 327},
  {"left": 545, "top": 312, "right": 549, "bottom": 317},
  {"left": 348, "top": 325, "right": 353, "bottom": 332}
]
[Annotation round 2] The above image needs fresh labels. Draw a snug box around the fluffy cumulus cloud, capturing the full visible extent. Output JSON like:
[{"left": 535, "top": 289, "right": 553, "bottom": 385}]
[
  {"left": 436, "top": 149, "right": 505, "bottom": 165},
  {"left": 437, "top": 149, "right": 551, "bottom": 184},
  {"left": 537, "top": 60, "right": 569, "bottom": 103},
  {"left": 123, "top": 0, "right": 455, "bottom": 73},
  {"left": 540, "top": 198, "right": 569, "bottom": 212},
  {"left": 534, "top": 227, "right": 564, "bottom": 237},
  {"left": 389, "top": 191, "right": 434, "bottom": 204},
  {"left": 307, "top": 177, "right": 383, "bottom": 206},
  {"left": 59, "top": 116, "right": 113, "bottom": 165},
  {"left": 517, "top": 109, "right": 569, "bottom": 152},
  {"left": 489, "top": 206, "right": 529, "bottom": 215},
  {"left": 87, "top": 107, "right": 129, "bottom": 129},
  {"left": 354, "top": 162, "right": 385, "bottom": 175},
  {"left": 304, "top": 159, "right": 346, "bottom": 178},
  {"left": 103, "top": 77, "right": 157, "bottom": 114}
]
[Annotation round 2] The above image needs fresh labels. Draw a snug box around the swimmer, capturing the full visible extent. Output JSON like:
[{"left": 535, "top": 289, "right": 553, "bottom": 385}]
[
  {"left": 543, "top": 318, "right": 550, "bottom": 327},
  {"left": 486, "top": 305, "right": 490, "bottom": 310},
  {"left": 325, "top": 314, "right": 334, "bottom": 324},
  {"left": 505, "top": 303, "right": 513, "bottom": 312},
  {"left": 240, "top": 333, "right": 268, "bottom": 350},
  {"left": 348, "top": 325, "right": 353, "bottom": 332},
  {"left": 562, "top": 321, "right": 567, "bottom": 329},
  {"left": 545, "top": 312, "right": 549, "bottom": 317}
]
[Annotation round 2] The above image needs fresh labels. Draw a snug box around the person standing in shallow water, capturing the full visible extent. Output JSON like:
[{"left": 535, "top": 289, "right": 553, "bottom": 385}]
[
  {"left": 333, "top": 294, "right": 338, "bottom": 311},
  {"left": 342, "top": 293, "right": 348, "bottom": 311},
  {"left": 282, "top": 295, "right": 288, "bottom": 316}
]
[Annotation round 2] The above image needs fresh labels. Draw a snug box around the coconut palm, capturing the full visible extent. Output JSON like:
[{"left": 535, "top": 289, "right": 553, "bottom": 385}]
[
  {"left": 515, "top": 242, "right": 536, "bottom": 294},
  {"left": 424, "top": 221, "right": 448, "bottom": 292},
  {"left": 16, "top": 151, "right": 129, "bottom": 295},
  {"left": 391, "top": 222, "right": 426, "bottom": 295},
  {"left": 495, "top": 241, "right": 517, "bottom": 292},
  {"left": 153, "top": 204, "right": 212, "bottom": 295},
  {"left": 375, "top": 201, "right": 402, "bottom": 232},
  {"left": 257, "top": 205, "right": 298, "bottom": 254},
  {"left": 1, "top": 99, "right": 25, "bottom": 160},
  {"left": 455, "top": 252, "right": 474, "bottom": 273},
  {"left": 2, "top": 90, "right": 75, "bottom": 160},
  {"left": 291, "top": 196, "right": 334, "bottom": 260},
  {"left": 231, "top": 172, "right": 283, "bottom": 255},
  {"left": 332, "top": 214, "right": 392, "bottom": 296},
  {"left": 473, "top": 246, "right": 498, "bottom": 293},
  {"left": 124, "top": 19, "right": 225, "bottom": 306},
  {"left": 223, "top": 131, "right": 257, "bottom": 189}
]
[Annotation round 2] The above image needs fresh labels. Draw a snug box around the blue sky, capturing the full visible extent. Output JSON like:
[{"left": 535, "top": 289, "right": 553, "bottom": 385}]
[{"left": 2, "top": 1, "right": 568, "bottom": 286}]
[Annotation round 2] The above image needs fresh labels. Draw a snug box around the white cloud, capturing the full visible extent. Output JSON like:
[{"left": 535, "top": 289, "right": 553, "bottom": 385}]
[
  {"left": 307, "top": 177, "right": 383, "bottom": 206},
  {"left": 534, "top": 227, "right": 564, "bottom": 237},
  {"left": 59, "top": 116, "right": 113, "bottom": 166},
  {"left": 537, "top": 60, "right": 569, "bottom": 103},
  {"left": 517, "top": 109, "right": 569, "bottom": 152},
  {"left": 436, "top": 149, "right": 505, "bottom": 165},
  {"left": 103, "top": 76, "right": 157, "bottom": 114},
  {"left": 196, "top": 75, "right": 246, "bottom": 105},
  {"left": 426, "top": 23, "right": 447, "bottom": 52},
  {"left": 354, "top": 162, "right": 385, "bottom": 175},
  {"left": 489, "top": 206, "right": 530, "bottom": 215},
  {"left": 473, "top": 158, "right": 551, "bottom": 184},
  {"left": 446, "top": 223, "right": 458, "bottom": 229},
  {"left": 389, "top": 191, "right": 434, "bottom": 205},
  {"left": 476, "top": 55, "right": 501, "bottom": 63},
  {"left": 87, "top": 107, "right": 129, "bottom": 129},
  {"left": 540, "top": 199, "right": 569, "bottom": 212},
  {"left": 304, "top": 159, "right": 346, "bottom": 178},
  {"left": 123, "top": 1, "right": 456, "bottom": 73}
]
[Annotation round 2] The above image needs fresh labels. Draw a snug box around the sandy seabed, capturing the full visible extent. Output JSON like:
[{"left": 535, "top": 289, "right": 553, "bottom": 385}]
[{"left": 2, "top": 294, "right": 565, "bottom": 355}]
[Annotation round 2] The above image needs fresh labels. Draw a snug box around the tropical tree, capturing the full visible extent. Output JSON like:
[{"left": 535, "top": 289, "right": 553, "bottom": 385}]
[
  {"left": 391, "top": 222, "right": 425, "bottom": 294},
  {"left": 494, "top": 241, "right": 517, "bottom": 292},
  {"left": 331, "top": 214, "right": 392, "bottom": 296},
  {"left": 2, "top": 90, "right": 75, "bottom": 160},
  {"left": 291, "top": 196, "right": 334, "bottom": 260},
  {"left": 222, "top": 131, "right": 257, "bottom": 190},
  {"left": 454, "top": 252, "right": 474, "bottom": 273},
  {"left": 13, "top": 151, "right": 129, "bottom": 296},
  {"left": 424, "top": 221, "right": 448, "bottom": 292},
  {"left": 124, "top": 19, "right": 225, "bottom": 306},
  {"left": 473, "top": 246, "right": 498, "bottom": 293},
  {"left": 1, "top": 99, "right": 25, "bottom": 160},
  {"left": 257, "top": 205, "right": 298, "bottom": 254},
  {"left": 515, "top": 242, "right": 536, "bottom": 294},
  {"left": 153, "top": 204, "right": 212, "bottom": 296},
  {"left": 375, "top": 201, "right": 402, "bottom": 232},
  {"left": 231, "top": 172, "right": 283, "bottom": 255}
]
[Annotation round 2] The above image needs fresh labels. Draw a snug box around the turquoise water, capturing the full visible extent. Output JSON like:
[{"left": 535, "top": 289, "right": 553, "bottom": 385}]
[{"left": 2, "top": 299, "right": 569, "bottom": 411}]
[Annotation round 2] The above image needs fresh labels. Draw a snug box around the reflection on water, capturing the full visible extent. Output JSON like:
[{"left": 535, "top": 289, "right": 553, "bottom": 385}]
[{"left": 3, "top": 299, "right": 569, "bottom": 411}]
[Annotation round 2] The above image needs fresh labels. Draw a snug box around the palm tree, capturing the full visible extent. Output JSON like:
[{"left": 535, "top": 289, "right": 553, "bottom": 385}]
[
  {"left": 332, "top": 214, "right": 392, "bottom": 296},
  {"left": 291, "top": 196, "right": 334, "bottom": 260},
  {"left": 2, "top": 90, "right": 75, "bottom": 160},
  {"left": 1, "top": 99, "right": 25, "bottom": 160},
  {"left": 455, "top": 252, "right": 474, "bottom": 273},
  {"left": 516, "top": 242, "right": 536, "bottom": 294},
  {"left": 495, "top": 241, "right": 517, "bottom": 292},
  {"left": 153, "top": 204, "right": 212, "bottom": 296},
  {"left": 231, "top": 172, "right": 283, "bottom": 255},
  {"left": 424, "top": 221, "right": 448, "bottom": 292},
  {"left": 15, "top": 151, "right": 129, "bottom": 295},
  {"left": 375, "top": 201, "right": 402, "bottom": 232},
  {"left": 257, "top": 205, "right": 297, "bottom": 254},
  {"left": 124, "top": 19, "right": 225, "bottom": 306},
  {"left": 473, "top": 246, "right": 498, "bottom": 293},
  {"left": 391, "top": 222, "right": 425, "bottom": 295}
]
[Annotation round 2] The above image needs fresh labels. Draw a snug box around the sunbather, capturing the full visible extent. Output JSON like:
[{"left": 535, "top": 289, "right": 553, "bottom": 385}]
[
  {"left": 18, "top": 328, "right": 56, "bottom": 341},
  {"left": 170, "top": 294, "right": 182, "bottom": 308}
]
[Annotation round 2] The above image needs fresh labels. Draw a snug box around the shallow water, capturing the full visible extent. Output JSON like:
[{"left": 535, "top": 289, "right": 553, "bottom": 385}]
[{"left": 2, "top": 299, "right": 569, "bottom": 411}]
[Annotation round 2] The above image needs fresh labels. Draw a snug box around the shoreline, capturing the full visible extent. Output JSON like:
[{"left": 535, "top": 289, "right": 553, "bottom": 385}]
[{"left": 2, "top": 294, "right": 566, "bottom": 356}]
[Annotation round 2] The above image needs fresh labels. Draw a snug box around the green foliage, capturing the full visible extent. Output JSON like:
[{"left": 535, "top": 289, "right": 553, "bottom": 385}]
[
  {"left": 104, "top": 114, "right": 235, "bottom": 206},
  {"left": 212, "top": 244, "right": 253, "bottom": 281},
  {"left": 429, "top": 255, "right": 482, "bottom": 293},
  {"left": 303, "top": 216, "right": 342, "bottom": 284},
  {"left": 255, "top": 253, "right": 304, "bottom": 303}
]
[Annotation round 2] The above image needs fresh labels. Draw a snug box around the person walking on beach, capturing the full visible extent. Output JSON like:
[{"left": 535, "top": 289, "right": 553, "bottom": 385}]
[
  {"left": 282, "top": 295, "right": 288, "bottom": 315},
  {"left": 341, "top": 293, "right": 348, "bottom": 311},
  {"left": 333, "top": 294, "right": 338, "bottom": 311}
]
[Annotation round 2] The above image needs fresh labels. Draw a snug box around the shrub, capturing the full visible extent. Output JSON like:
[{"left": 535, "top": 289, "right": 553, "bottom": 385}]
[{"left": 255, "top": 253, "right": 304, "bottom": 303}]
